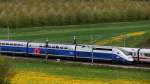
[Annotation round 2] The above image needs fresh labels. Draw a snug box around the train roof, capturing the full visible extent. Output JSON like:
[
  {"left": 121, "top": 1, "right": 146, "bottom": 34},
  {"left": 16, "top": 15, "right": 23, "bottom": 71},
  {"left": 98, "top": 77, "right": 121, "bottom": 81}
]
[
  {"left": 93, "top": 45, "right": 115, "bottom": 49},
  {"left": 0, "top": 40, "right": 27, "bottom": 43},
  {"left": 0, "top": 40, "right": 27, "bottom": 42},
  {"left": 0, "top": 40, "right": 73, "bottom": 45}
]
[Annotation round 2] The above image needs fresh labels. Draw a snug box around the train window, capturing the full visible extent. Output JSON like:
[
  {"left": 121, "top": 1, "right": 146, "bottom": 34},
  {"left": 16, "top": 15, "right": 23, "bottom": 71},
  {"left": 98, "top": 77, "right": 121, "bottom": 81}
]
[
  {"left": 29, "top": 43, "right": 40, "bottom": 47},
  {"left": 14, "top": 44, "right": 17, "bottom": 46},
  {"left": 93, "top": 48, "right": 112, "bottom": 51},
  {"left": 60, "top": 47, "right": 63, "bottom": 49},
  {"left": 45, "top": 45, "right": 52, "bottom": 48},
  {"left": 10, "top": 43, "right": 14, "bottom": 46},
  {"left": 38, "top": 43, "right": 45, "bottom": 48},
  {"left": 144, "top": 53, "right": 150, "bottom": 57},
  {"left": 2, "top": 43, "right": 5, "bottom": 45},
  {"left": 56, "top": 46, "right": 59, "bottom": 49},
  {"left": 64, "top": 47, "right": 68, "bottom": 49},
  {"left": 128, "top": 52, "right": 133, "bottom": 56},
  {"left": 118, "top": 48, "right": 133, "bottom": 56},
  {"left": 39, "top": 45, "right": 44, "bottom": 48},
  {"left": 52, "top": 46, "right": 55, "bottom": 48},
  {"left": 15, "top": 44, "right": 19, "bottom": 46},
  {"left": 29, "top": 45, "right": 31, "bottom": 47},
  {"left": 82, "top": 45, "right": 86, "bottom": 48},
  {"left": 6, "top": 43, "right": 9, "bottom": 45}
]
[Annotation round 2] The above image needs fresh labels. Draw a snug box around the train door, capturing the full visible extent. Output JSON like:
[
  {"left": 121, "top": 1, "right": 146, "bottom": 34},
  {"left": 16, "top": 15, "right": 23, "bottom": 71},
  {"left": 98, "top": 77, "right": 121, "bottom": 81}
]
[
  {"left": 132, "top": 51, "right": 138, "bottom": 61},
  {"left": 132, "top": 52, "right": 137, "bottom": 57},
  {"left": 127, "top": 48, "right": 139, "bottom": 61}
]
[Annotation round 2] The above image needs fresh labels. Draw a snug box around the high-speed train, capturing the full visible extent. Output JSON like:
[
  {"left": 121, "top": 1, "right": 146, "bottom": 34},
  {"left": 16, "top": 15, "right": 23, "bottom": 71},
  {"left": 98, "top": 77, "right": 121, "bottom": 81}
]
[{"left": 0, "top": 40, "right": 150, "bottom": 63}]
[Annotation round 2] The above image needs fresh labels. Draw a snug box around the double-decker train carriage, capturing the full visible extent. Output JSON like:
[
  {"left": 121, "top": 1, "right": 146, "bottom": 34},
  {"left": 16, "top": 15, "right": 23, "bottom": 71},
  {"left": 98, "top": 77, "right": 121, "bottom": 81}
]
[{"left": 1, "top": 40, "right": 149, "bottom": 63}]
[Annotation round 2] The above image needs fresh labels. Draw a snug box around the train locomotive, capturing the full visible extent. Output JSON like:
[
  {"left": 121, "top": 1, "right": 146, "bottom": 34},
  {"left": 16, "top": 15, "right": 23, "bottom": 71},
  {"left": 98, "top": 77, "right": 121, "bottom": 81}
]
[{"left": 0, "top": 40, "right": 150, "bottom": 63}]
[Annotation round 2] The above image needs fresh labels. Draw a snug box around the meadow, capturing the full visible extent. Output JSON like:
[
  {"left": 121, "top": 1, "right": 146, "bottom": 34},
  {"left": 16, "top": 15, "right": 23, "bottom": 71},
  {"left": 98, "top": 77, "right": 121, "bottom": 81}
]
[
  {"left": 5, "top": 56, "right": 149, "bottom": 84},
  {"left": 0, "top": 20, "right": 150, "bottom": 47},
  {"left": 0, "top": 0, "right": 150, "bottom": 27}
]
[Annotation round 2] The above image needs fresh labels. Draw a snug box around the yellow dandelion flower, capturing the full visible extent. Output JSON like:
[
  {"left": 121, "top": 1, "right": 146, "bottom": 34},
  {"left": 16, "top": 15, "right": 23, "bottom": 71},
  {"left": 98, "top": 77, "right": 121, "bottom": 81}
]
[
  {"left": 11, "top": 71, "right": 150, "bottom": 84},
  {"left": 95, "top": 31, "right": 145, "bottom": 45}
]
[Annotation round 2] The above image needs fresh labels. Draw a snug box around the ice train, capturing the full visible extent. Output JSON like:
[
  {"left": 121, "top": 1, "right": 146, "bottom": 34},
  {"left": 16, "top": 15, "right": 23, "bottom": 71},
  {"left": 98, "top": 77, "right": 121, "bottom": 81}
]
[{"left": 0, "top": 40, "right": 150, "bottom": 63}]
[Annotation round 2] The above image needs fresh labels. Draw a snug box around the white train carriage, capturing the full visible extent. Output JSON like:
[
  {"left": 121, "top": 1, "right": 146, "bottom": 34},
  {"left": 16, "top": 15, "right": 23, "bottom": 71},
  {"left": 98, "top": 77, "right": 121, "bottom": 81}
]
[
  {"left": 118, "top": 47, "right": 150, "bottom": 62},
  {"left": 139, "top": 49, "right": 150, "bottom": 62}
]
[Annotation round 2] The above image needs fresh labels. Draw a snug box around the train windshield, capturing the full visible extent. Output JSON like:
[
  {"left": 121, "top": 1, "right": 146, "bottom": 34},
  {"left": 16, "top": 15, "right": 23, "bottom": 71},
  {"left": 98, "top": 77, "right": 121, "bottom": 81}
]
[{"left": 118, "top": 48, "right": 132, "bottom": 56}]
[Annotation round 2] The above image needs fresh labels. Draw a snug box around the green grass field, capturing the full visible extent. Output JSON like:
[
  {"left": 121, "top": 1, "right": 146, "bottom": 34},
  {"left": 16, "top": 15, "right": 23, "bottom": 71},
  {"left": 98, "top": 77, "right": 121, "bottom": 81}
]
[
  {"left": 12, "top": 59, "right": 150, "bottom": 80},
  {"left": 0, "top": 20, "right": 150, "bottom": 47},
  {"left": 6, "top": 57, "right": 150, "bottom": 84}
]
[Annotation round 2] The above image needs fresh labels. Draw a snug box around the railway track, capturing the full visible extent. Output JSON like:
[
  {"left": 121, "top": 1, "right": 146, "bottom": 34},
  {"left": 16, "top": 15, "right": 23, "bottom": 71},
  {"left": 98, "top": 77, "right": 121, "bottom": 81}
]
[{"left": 3, "top": 55, "right": 150, "bottom": 70}]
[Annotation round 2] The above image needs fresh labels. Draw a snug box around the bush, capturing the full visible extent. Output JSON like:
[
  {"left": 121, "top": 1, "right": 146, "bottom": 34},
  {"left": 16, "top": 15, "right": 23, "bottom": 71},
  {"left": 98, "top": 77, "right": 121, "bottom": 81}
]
[{"left": 0, "top": 56, "right": 12, "bottom": 84}]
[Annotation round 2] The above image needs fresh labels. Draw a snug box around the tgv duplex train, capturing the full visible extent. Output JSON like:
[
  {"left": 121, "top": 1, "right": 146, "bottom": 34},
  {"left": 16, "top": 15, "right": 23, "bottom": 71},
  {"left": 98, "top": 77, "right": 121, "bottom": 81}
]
[{"left": 0, "top": 40, "right": 150, "bottom": 63}]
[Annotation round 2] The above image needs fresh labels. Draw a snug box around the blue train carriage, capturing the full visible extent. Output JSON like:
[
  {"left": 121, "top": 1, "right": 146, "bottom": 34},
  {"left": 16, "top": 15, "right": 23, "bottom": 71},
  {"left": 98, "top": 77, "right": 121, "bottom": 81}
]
[
  {"left": 45, "top": 43, "right": 75, "bottom": 57},
  {"left": 0, "top": 40, "right": 76, "bottom": 57},
  {"left": 20, "top": 42, "right": 76, "bottom": 57},
  {"left": 75, "top": 45, "right": 134, "bottom": 63},
  {"left": 0, "top": 40, "right": 27, "bottom": 54}
]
